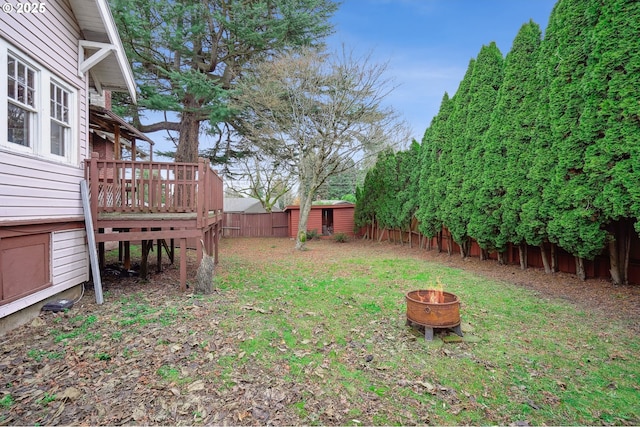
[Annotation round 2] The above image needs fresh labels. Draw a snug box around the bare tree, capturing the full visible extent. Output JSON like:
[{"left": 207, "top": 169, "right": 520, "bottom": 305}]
[
  {"left": 232, "top": 47, "right": 409, "bottom": 249},
  {"left": 225, "top": 153, "right": 294, "bottom": 212}
]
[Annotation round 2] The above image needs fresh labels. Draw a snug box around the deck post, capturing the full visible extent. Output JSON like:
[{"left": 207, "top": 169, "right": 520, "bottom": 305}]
[
  {"left": 88, "top": 153, "right": 99, "bottom": 232},
  {"left": 180, "top": 237, "right": 187, "bottom": 291},
  {"left": 197, "top": 158, "right": 206, "bottom": 229},
  {"left": 197, "top": 233, "right": 203, "bottom": 264},
  {"left": 214, "top": 222, "right": 220, "bottom": 264},
  {"left": 156, "top": 238, "right": 162, "bottom": 273},
  {"left": 124, "top": 240, "right": 131, "bottom": 271}
]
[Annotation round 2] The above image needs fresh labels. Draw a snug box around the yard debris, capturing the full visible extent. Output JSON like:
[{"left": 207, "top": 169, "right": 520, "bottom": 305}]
[
  {"left": 58, "top": 387, "right": 82, "bottom": 401},
  {"left": 241, "top": 304, "right": 271, "bottom": 314}
]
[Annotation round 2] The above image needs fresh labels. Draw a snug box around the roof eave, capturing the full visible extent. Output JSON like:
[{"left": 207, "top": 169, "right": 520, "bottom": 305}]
[{"left": 70, "top": 0, "right": 137, "bottom": 103}]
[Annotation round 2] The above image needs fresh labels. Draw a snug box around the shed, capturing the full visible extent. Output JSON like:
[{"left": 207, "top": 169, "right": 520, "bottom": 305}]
[{"left": 286, "top": 201, "right": 356, "bottom": 238}]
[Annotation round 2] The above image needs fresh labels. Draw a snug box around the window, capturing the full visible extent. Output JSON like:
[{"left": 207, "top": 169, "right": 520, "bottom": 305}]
[
  {"left": 7, "top": 54, "right": 36, "bottom": 147},
  {"left": 1, "top": 41, "right": 77, "bottom": 164},
  {"left": 50, "top": 82, "right": 70, "bottom": 157}
]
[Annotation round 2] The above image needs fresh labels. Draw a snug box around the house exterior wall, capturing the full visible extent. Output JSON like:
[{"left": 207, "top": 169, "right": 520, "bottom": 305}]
[{"left": 0, "top": 1, "right": 90, "bottom": 318}]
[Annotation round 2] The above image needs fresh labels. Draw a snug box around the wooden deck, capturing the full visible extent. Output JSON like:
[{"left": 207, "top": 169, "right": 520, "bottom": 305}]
[{"left": 85, "top": 154, "right": 224, "bottom": 290}]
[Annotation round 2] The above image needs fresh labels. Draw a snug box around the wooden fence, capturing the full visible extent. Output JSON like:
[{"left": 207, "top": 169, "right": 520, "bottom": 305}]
[
  {"left": 223, "top": 212, "right": 289, "bottom": 238},
  {"left": 360, "top": 221, "right": 640, "bottom": 285}
]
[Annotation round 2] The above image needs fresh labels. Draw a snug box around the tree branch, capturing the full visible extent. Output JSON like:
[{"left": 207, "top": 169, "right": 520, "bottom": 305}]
[{"left": 138, "top": 121, "right": 181, "bottom": 133}]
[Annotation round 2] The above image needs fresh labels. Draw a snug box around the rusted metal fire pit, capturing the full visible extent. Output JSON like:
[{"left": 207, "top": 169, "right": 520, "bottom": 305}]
[{"left": 406, "top": 290, "right": 463, "bottom": 341}]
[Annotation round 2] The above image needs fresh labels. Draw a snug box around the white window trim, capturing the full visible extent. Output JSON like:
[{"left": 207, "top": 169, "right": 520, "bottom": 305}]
[{"left": 0, "top": 39, "right": 78, "bottom": 165}]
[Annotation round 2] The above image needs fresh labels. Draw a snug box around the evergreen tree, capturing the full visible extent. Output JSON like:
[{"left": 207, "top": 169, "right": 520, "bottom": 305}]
[
  {"left": 447, "top": 43, "right": 504, "bottom": 258},
  {"left": 519, "top": 4, "right": 562, "bottom": 271},
  {"left": 440, "top": 59, "right": 475, "bottom": 255},
  {"left": 579, "top": 0, "right": 640, "bottom": 284},
  {"left": 373, "top": 150, "right": 399, "bottom": 235},
  {"left": 317, "top": 159, "right": 358, "bottom": 199},
  {"left": 463, "top": 42, "right": 505, "bottom": 258},
  {"left": 471, "top": 21, "right": 543, "bottom": 265},
  {"left": 395, "top": 140, "right": 422, "bottom": 245},
  {"left": 111, "top": 0, "right": 337, "bottom": 164},
  {"left": 416, "top": 93, "right": 453, "bottom": 248},
  {"left": 542, "top": 0, "right": 603, "bottom": 279},
  {"left": 355, "top": 151, "right": 392, "bottom": 241}
]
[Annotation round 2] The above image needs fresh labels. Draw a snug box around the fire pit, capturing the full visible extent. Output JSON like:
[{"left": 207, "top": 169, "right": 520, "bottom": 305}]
[{"left": 406, "top": 289, "right": 463, "bottom": 341}]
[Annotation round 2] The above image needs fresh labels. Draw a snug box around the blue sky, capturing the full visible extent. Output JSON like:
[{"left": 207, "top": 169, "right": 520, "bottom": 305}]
[
  {"left": 327, "top": 0, "right": 558, "bottom": 141},
  {"left": 147, "top": 0, "right": 558, "bottom": 160}
]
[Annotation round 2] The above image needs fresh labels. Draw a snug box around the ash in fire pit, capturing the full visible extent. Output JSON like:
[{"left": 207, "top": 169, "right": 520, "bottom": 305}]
[{"left": 406, "top": 289, "right": 463, "bottom": 341}]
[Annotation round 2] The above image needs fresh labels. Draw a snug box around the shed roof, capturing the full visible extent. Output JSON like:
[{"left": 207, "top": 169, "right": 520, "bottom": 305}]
[
  {"left": 224, "top": 198, "right": 282, "bottom": 213},
  {"left": 284, "top": 201, "right": 355, "bottom": 211}
]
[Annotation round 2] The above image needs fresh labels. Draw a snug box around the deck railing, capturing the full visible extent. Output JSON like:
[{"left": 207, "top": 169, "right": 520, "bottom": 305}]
[{"left": 85, "top": 154, "right": 223, "bottom": 227}]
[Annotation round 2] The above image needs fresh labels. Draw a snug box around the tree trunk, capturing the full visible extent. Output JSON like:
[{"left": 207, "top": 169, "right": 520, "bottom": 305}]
[
  {"left": 575, "top": 256, "right": 586, "bottom": 281},
  {"left": 540, "top": 243, "right": 552, "bottom": 274},
  {"left": 371, "top": 217, "right": 376, "bottom": 241},
  {"left": 609, "top": 238, "right": 622, "bottom": 285},
  {"left": 295, "top": 185, "right": 314, "bottom": 250},
  {"left": 446, "top": 230, "right": 452, "bottom": 256},
  {"left": 518, "top": 244, "right": 527, "bottom": 270},
  {"left": 459, "top": 237, "right": 470, "bottom": 258},
  {"left": 175, "top": 96, "right": 201, "bottom": 163},
  {"left": 436, "top": 230, "right": 442, "bottom": 253},
  {"left": 497, "top": 251, "right": 505, "bottom": 265},
  {"left": 480, "top": 248, "right": 488, "bottom": 261},
  {"left": 623, "top": 229, "right": 631, "bottom": 285},
  {"left": 550, "top": 243, "right": 558, "bottom": 272},
  {"left": 609, "top": 219, "right": 632, "bottom": 285}
]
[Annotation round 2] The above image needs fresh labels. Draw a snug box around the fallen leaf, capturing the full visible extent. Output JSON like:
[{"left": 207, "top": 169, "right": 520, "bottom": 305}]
[
  {"left": 416, "top": 381, "right": 436, "bottom": 393},
  {"left": 58, "top": 387, "right": 82, "bottom": 401},
  {"left": 188, "top": 380, "right": 205, "bottom": 392}
]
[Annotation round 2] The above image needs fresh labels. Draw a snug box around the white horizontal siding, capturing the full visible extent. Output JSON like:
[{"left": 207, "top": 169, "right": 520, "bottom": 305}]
[
  {"left": 0, "top": 170, "right": 80, "bottom": 193},
  {"left": 52, "top": 229, "right": 89, "bottom": 287},
  {"left": 0, "top": 0, "right": 82, "bottom": 90},
  {"left": 0, "top": 153, "right": 85, "bottom": 221},
  {"left": 0, "top": 0, "right": 89, "bottom": 186}
]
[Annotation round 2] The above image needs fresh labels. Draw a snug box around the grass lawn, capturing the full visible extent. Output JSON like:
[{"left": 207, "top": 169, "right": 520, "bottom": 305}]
[
  {"left": 1, "top": 237, "right": 638, "bottom": 425},
  {"left": 211, "top": 238, "right": 639, "bottom": 425}
]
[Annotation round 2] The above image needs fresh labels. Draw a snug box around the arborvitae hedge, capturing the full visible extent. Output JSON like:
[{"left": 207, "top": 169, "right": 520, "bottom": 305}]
[{"left": 357, "top": 0, "right": 640, "bottom": 282}]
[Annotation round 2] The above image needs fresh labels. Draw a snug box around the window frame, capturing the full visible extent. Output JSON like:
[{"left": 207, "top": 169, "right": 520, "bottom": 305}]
[
  {"left": 0, "top": 40, "right": 78, "bottom": 165},
  {"left": 49, "top": 80, "right": 72, "bottom": 158}
]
